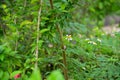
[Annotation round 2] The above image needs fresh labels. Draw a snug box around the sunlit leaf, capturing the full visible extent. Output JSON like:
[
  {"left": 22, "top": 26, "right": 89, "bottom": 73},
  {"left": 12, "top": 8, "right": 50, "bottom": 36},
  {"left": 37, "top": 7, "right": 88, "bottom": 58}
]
[
  {"left": 29, "top": 68, "right": 42, "bottom": 80},
  {"left": 47, "top": 70, "right": 64, "bottom": 80},
  {"left": 40, "top": 28, "right": 49, "bottom": 34}
]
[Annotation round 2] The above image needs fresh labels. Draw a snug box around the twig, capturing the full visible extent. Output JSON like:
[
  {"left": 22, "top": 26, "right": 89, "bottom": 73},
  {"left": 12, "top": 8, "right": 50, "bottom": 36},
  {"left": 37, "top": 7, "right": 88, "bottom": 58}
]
[
  {"left": 56, "top": 25, "right": 68, "bottom": 80},
  {"left": 14, "top": 18, "right": 18, "bottom": 51},
  {"left": 24, "top": 0, "right": 27, "bottom": 7},
  {"left": 49, "top": 0, "right": 68, "bottom": 80},
  {"left": 35, "top": 0, "right": 42, "bottom": 69}
]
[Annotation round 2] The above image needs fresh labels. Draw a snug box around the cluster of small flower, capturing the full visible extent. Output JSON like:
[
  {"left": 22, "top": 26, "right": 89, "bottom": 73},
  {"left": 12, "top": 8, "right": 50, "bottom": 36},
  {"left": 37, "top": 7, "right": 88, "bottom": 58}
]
[
  {"left": 85, "top": 38, "right": 102, "bottom": 45},
  {"left": 65, "top": 34, "right": 72, "bottom": 41},
  {"left": 88, "top": 41, "right": 97, "bottom": 45},
  {"left": 97, "top": 38, "right": 101, "bottom": 42}
]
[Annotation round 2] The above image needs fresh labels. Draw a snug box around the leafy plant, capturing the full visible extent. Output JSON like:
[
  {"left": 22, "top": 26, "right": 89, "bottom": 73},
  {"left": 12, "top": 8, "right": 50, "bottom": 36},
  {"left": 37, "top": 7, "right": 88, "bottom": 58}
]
[{"left": 0, "top": 0, "right": 120, "bottom": 80}]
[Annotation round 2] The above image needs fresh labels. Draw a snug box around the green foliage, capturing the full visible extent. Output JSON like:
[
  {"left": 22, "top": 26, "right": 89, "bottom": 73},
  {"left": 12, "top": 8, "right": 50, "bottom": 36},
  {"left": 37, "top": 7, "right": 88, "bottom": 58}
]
[
  {"left": 28, "top": 69, "right": 64, "bottom": 80},
  {"left": 0, "top": 0, "right": 120, "bottom": 80},
  {"left": 66, "top": 32, "right": 120, "bottom": 80}
]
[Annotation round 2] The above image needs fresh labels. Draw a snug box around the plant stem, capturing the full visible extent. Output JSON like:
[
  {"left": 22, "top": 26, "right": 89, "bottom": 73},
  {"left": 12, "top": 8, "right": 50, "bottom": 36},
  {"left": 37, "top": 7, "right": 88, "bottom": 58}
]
[
  {"left": 35, "top": 0, "right": 42, "bottom": 69},
  {"left": 14, "top": 18, "right": 18, "bottom": 51},
  {"left": 24, "top": 0, "right": 26, "bottom": 7},
  {"left": 49, "top": 0, "right": 68, "bottom": 80},
  {"left": 56, "top": 25, "right": 68, "bottom": 80}
]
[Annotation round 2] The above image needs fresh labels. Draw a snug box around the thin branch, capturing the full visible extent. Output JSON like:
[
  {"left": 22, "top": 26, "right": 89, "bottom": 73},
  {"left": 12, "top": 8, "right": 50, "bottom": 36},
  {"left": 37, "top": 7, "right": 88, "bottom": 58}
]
[
  {"left": 14, "top": 18, "right": 18, "bottom": 51},
  {"left": 35, "top": 0, "right": 42, "bottom": 69},
  {"left": 56, "top": 25, "right": 68, "bottom": 80},
  {"left": 49, "top": 0, "right": 54, "bottom": 9},
  {"left": 49, "top": 0, "right": 68, "bottom": 80},
  {"left": 24, "top": 0, "right": 27, "bottom": 7}
]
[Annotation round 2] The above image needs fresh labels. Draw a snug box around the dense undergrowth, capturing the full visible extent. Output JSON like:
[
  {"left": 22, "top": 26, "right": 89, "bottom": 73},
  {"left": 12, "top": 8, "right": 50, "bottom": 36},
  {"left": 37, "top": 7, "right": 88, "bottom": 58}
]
[{"left": 0, "top": 0, "right": 120, "bottom": 80}]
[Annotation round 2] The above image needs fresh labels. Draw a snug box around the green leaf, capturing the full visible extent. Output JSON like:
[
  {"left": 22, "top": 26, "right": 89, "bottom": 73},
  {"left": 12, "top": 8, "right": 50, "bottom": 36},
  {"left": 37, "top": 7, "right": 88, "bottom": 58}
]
[
  {"left": 47, "top": 70, "right": 65, "bottom": 80},
  {"left": 89, "top": 7, "right": 95, "bottom": 12},
  {"left": 2, "top": 72, "right": 9, "bottom": 80},
  {"left": 42, "top": 17, "right": 49, "bottom": 20},
  {"left": 29, "top": 68, "right": 42, "bottom": 80},
  {"left": 31, "top": 0, "right": 38, "bottom": 4},
  {"left": 61, "top": 4, "right": 66, "bottom": 10},
  {"left": 38, "top": 40, "right": 44, "bottom": 48},
  {"left": 0, "top": 69, "right": 3, "bottom": 78},
  {"left": 99, "top": 2, "right": 103, "bottom": 9},
  {"left": 0, "top": 54, "right": 4, "bottom": 61},
  {"left": 40, "top": 28, "right": 49, "bottom": 34},
  {"left": 2, "top": 4, "right": 7, "bottom": 9},
  {"left": 20, "top": 20, "right": 32, "bottom": 27}
]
